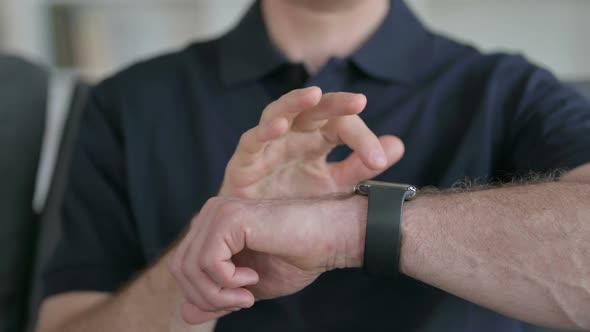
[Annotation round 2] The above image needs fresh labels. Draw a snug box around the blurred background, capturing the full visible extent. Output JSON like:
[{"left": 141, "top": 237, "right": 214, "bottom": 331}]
[
  {"left": 1, "top": 0, "right": 589, "bottom": 81},
  {"left": 0, "top": 1, "right": 589, "bottom": 332}
]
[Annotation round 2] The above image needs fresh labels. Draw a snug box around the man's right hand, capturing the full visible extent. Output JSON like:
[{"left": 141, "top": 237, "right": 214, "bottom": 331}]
[{"left": 218, "top": 86, "right": 404, "bottom": 199}]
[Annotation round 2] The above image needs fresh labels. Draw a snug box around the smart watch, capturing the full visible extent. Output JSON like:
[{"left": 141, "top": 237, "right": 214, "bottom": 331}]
[{"left": 353, "top": 181, "right": 417, "bottom": 277}]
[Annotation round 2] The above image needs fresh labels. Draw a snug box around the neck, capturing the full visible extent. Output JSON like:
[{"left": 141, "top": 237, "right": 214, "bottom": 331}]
[{"left": 261, "top": 0, "right": 390, "bottom": 74}]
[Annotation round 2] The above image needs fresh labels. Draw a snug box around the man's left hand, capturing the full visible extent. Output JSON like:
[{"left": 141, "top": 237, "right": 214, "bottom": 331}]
[{"left": 170, "top": 195, "right": 365, "bottom": 317}]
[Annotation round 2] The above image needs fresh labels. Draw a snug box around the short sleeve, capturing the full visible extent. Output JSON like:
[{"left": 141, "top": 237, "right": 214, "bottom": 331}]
[
  {"left": 509, "top": 65, "right": 590, "bottom": 173},
  {"left": 42, "top": 88, "right": 145, "bottom": 299}
]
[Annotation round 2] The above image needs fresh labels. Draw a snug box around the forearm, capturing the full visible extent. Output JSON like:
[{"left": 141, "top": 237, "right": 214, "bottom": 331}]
[
  {"left": 43, "top": 254, "right": 217, "bottom": 332},
  {"left": 399, "top": 181, "right": 590, "bottom": 330}
]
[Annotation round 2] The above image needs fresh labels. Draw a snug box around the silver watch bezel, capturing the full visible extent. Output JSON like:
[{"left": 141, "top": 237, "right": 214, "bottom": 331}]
[{"left": 353, "top": 180, "right": 417, "bottom": 200}]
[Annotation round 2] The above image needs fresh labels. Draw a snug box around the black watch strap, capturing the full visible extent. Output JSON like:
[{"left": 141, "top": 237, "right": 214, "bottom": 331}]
[{"left": 355, "top": 181, "right": 416, "bottom": 277}]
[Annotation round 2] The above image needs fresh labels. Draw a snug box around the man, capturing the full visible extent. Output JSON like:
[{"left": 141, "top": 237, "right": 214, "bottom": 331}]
[{"left": 36, "top": 0, "right": 590, "bottom": 332}]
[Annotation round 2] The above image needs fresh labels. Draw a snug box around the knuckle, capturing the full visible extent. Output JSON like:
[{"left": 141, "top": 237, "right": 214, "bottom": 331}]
[
  {"left": 199, "top": 197, "right": 219, "bottom": 217},
  {"left": 320, "top": 128, "right": 340, "bottom": 145},
  {"left": 216, "top": 266, "right": 232, "bottom": 286},
  {"left": 220, "top": 276, "right": 232, "bottom": 288},
  {"left": 180, "top": 262, "right": 197, "bottom": 280},
  {"left": 169, "top": 258, "right": 182, "bottom": 279},
  {"left": 227, "top": 169, "right": 245, "bottom": 187},
  {"left": 239, "top": 130, "right": 252, "bottom": 144},
  {"left": 200, "top": 304, "right": 217, "bottom": 313},
  {"left": 238, "top": 220, "right": 253, "bottom": 239},
  {"left": 260, "top": 100, "right": 279, "bottom": 121},
  {"left": 183, "top": 293, "right": 201, "bottom": 307},
  {"left": 205, "top": 196, "right": 222, "bottom": 207},
  {"left": 335, "top": 115, "right": 352, "bottom": 129},
  {"left": 278, "top": 90, "right": 293, "bottom": 103},
  {"left": 217, "top": 200, "right": 242, "bottom": 224},
  {"left": 169, "top": 248, "right": 188, "bottom": 278},
  {"left": 209, "top": 295, "right": 226, "bottom": 309},
  {"left": 194, "top": 298, "right": 215, "bottom": 313},
  {"left": 189, "top": 210, "right": 201, "bottom": 227},
  {"left": 200, "top": 259, "right": 222, "bottom": 282},
  {"left": 198, "top": 254, "right": 211, "bottom": 272},
  {"left": 181, "top": 303, "right": 201, "bottom": 325},
  {"left": 223, "top": 161, "right": 238, "bottom": 180},
  {"left": 205, "top": 197, "right": 231, "bottom": 219},
  {"left": 182, "top": 312, "right": 201, "bottom": 325},
  {"left": 202, "top": 287, "right": 223, "bottom": 308}
]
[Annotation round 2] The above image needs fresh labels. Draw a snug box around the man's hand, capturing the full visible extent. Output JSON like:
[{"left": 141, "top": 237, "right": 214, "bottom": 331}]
[
  {"left": 172, "top": 87, "right": 398, "bottom": 324},
  {"left": 219, "top": 86, "right": 404, "bottom": 198},
  {"left": 170, "top": 195, "right": 366, "bottom": 322}
]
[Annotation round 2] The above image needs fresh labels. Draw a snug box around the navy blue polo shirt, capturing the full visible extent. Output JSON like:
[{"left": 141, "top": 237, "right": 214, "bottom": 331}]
[{"left": 44, "top": 1, "right": 590, "bottom": 331}]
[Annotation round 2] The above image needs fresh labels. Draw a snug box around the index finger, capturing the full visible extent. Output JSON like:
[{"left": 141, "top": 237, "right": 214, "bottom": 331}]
[
  {"left": 292, "top": 92, "right": 367, "bottom": 132},
  {"left": 259, "top": 86, "right": 322, "bottom": 127},
  {"left": 231, "top": 86, "right": 322, "bottom": 165}
]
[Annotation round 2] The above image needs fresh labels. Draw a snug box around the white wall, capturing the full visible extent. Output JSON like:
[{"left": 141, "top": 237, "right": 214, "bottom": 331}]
[
  {"left": 62, "top": 2, "right": 251, "bottom": 77},
  {"left": 0, "top": 0, "right": 50, "bottom": 65},
  {"left": 409, "top": 0, "right": 590, "bottom": 81}
]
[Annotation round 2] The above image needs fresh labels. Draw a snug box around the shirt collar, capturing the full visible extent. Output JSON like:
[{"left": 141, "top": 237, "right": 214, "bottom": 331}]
[
  {"left": 219, "top": 1, "right": 286, "bottom": 85},
  {"left": 350, "top": 0, "right": 432, "bottom": 83},
  {"left": 219, "top": 0, "right": 431, "bottom": 85}
]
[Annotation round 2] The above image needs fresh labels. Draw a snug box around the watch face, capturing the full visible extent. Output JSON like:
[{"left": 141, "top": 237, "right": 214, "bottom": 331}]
[{"left": 354, "top": 181, "right": 417, "bottom": 199}]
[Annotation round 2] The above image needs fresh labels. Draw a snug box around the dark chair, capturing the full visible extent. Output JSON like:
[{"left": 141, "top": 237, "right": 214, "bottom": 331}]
[
  {"left": 0, "top": 54, "right": 88, "bottom": 332},
  {"left": 25, "top": 81, "right": 89, "bottom": 332},
  {"left": 0, "top": 56, "right": 48, "bottom": 332}
]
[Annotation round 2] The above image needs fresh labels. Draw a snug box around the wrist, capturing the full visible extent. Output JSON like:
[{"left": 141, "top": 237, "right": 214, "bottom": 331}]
[
  {"left": 398, "top": 196, "right": 430, "bottom": 277},
  {"left": 335, "top": 188, "right": 427, "bottom": 275},
  {"left": 329, "top": 194, "right": 367, "bottom": 270},
  {"left": 149, "top": 251, "right": 182, "bottom": 296}
]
